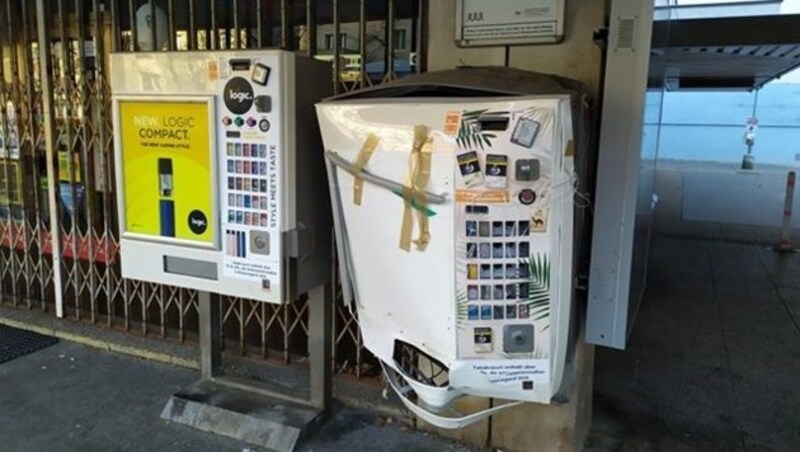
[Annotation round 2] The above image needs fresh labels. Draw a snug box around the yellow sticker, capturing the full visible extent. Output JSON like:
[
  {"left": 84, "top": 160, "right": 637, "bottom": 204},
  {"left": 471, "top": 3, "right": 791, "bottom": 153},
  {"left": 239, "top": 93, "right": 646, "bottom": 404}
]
[
  {"left": 444, "top": 111, "right": 461, "bottom": 137},
  {"left": 564, "top": 140, "right": 575, "bottom": 157},
  {"left": 207, "top": 60, "right": 218, "bottom": 81},
  {"left": 456, "top": 189, "right": 510, "bottom": 204},
  {"left": 531, "top": 208, "right": 548, "bottom": 233}
]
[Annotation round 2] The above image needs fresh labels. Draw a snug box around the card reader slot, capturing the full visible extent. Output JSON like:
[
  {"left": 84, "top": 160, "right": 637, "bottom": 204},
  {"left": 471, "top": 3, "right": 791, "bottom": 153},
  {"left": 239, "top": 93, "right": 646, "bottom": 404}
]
[
  {"left": 229, "top": 58, "right": 251, "bottom": 71},
  {"left": 163, "top": 256, "right": 218, "bottom": 280},
  {"left": 477, "top": 115, "right": 509, "bottom": 131}
]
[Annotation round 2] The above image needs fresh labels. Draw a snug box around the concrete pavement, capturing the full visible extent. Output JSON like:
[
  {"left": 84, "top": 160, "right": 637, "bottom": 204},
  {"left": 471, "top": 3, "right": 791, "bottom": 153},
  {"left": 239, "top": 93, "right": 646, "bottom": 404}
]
[{"left": 0, "top": 340, "right": 474, "bottom": 452}]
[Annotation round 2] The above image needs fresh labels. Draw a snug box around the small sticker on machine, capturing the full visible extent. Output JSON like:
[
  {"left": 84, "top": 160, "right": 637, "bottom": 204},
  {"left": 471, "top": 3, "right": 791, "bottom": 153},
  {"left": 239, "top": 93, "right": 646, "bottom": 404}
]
[
  {"left": 444, "top": 111, "right": 461, "bottom": 136},
  {"left": 484, "top": 154, "right": 508, "bottom": 189},
  {"left": 457, "top": 151, "right": 483, "bottom": 188},
  {"left": 450, "top": 359, "right": 550, "bottom": 386}
]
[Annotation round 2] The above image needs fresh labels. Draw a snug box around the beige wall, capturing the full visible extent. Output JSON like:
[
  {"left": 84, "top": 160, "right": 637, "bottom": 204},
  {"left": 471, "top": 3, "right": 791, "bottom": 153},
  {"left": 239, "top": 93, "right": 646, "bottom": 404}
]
[
  {"left": 422, "top": 2, "right": 608, "bottom": 450},
  {"left": 428, "top": 0, "right": 607, "bottom": 98}
]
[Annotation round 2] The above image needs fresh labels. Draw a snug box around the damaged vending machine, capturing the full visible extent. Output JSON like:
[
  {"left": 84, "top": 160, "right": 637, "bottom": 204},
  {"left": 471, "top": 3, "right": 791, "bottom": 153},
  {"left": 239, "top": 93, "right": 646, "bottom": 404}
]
[{"left": 316, "top": 68, "right": 589, "bottom": 428}]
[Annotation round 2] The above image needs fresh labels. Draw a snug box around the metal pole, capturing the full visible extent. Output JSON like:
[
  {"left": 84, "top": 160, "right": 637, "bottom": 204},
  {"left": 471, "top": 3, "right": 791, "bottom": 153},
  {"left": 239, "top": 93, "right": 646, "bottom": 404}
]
[
  {"left": 280, "top": 0, "right": 289, "bottom": 50},
  {"left": 308, "top": 283, "right": 332, "bottom": 412},
  {"left": 199, "top": 290, "right": 222, "bottom": 379},
  {"left": 3, "top": 0, "right": 18, "bottom": 304},
  {"left": 232, "top": 0, "right": 240, "bottom": 49},
  {"left": 167, "top": 0, "right": 175, "bottom": 51},
  {"left": 305, "top": 0, "right": 316, "bottom": 56},
  {"left": 332, "top": 0, "right": 340, "bottom": 94},
  {"left": 36, "top": 0, "right": 65, "bottom": 318},
  {"left": 385, "top": 0, "right": 396, "bottom": 82},
  {"left": 128, "top": 0, "right": 137, "bottom": 51},
  {"left": 188, "top": 0, "right": 196, "bottom": 50},
  {"left": 775, "top": 171, "right": 796, "bottom": 253},
  {"left": 149, "top": 0, "right": 157, "bottom": 50},
  {"left": 359, "top": 0, "right": 367, "bottom": 88}
]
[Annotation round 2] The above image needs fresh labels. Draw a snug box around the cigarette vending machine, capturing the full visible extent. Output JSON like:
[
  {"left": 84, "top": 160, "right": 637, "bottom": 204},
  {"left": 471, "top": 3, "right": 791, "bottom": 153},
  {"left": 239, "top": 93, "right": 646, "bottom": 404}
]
[
  {"left": 317, "top": 69, "right": 586, "bottom": 428},
  {"left": 111, "top": 50, "right": 333, "bottom": 451},
  {"left": 111, "top": 50, "right": 331, "bottom": 303}
]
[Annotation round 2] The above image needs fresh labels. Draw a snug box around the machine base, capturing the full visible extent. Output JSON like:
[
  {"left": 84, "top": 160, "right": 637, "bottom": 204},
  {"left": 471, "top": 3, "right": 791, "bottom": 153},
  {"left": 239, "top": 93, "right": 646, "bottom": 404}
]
[{"left": 161, "top": 379, "right": 326, "bottom": 451}]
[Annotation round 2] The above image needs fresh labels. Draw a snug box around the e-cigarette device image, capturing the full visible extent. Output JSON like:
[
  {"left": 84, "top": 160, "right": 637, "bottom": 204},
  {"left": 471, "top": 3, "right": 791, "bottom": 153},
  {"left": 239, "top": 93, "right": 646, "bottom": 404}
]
[
  {"left": 158, "top": 158, "right": 175, "bottom": 237},
  {"left": 160, "top": 200, "right": 175, "bottom": 237},
  {"left": 158, "top": 158, "right": 173, "bottom": 196}
]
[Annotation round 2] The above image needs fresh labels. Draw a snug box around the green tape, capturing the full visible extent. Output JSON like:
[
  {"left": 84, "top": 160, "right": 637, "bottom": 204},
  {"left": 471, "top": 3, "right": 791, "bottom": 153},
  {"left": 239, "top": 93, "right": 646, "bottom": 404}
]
[{"left": 392, "top": 191, "right": 436, "bottom": 217}]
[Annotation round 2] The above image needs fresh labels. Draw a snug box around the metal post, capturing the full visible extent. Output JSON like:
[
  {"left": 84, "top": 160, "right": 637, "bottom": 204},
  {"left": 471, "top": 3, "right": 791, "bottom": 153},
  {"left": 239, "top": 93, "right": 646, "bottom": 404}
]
[
  {"left": 332, "top": 0, "right": 340, "bottom": 94},
  {"left": 199, "top": 290, "right": 222, "bottom": 379},
  {"left": 308, "top": 283, "right": 332, "bottom": 412},
  {"left": 36, "top": 0, "right": 65, "bottom": 318},
  {"left": 775, "top": 171, "right": 796, "bottom": 253}
]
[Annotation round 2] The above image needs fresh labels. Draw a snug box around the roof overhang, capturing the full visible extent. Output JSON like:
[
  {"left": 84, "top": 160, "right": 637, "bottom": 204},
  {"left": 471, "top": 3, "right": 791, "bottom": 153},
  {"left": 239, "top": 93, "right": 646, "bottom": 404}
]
[{"left": 650, "top": 15, "right": 800, "bottom": 90}]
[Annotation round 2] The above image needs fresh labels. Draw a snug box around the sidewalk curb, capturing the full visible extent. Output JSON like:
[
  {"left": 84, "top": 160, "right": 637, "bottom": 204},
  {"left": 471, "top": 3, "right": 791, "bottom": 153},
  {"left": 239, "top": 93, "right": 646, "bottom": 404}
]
[{"left": 0, "top": 315, "right": 199, "bottom": 369}]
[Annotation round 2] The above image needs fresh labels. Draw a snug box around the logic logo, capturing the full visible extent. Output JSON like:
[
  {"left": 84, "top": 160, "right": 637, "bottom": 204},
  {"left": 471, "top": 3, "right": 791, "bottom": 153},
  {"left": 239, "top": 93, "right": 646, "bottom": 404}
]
[
  {"left": 188, "top": 209, "right": 208, "bottom": 235},
  {"left": 224, "top": 77, "right": 254, "bottom": 115}
]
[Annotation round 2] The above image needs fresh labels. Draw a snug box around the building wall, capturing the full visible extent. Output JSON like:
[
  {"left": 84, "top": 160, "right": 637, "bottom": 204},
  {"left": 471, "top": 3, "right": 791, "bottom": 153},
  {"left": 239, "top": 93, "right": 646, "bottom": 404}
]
[
  {"left": 424, "top": 1, "right": 607, "bottom": 451},
  {"left": 428, "top": 0, "right": 606, "bottom": 99}
]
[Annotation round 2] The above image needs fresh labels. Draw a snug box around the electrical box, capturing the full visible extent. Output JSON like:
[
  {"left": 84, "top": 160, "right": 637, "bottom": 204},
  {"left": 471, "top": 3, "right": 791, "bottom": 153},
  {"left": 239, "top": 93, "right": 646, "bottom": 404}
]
[
  {"left": 111, "top": 50, "right": 331, "bottom": 303},
  {"left": 316, "top": 69, "right": 586, "bottom": 426}
]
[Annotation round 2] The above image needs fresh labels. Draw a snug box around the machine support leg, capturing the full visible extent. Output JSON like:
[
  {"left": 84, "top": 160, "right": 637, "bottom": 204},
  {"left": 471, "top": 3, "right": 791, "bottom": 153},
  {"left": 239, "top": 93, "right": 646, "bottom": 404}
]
[
  {"left": 308, "top": 283, "right": 332, "bottom": 412},
  {"left": 199, "top": 291, "right": 222, "bottom": 380}
]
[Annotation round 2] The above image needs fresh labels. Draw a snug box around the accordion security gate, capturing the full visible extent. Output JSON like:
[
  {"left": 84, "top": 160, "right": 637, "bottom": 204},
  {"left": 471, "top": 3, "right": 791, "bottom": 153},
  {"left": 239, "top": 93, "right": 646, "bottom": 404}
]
[{"left": 0, "top": 0, "right": 426, "bottom": 378}]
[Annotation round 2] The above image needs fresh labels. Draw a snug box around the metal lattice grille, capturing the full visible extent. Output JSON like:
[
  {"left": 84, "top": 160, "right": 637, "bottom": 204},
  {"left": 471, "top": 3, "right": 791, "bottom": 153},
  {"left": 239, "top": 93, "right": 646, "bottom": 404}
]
[{"left": 0, "top": 0, "right": 426, "bottom": 379}]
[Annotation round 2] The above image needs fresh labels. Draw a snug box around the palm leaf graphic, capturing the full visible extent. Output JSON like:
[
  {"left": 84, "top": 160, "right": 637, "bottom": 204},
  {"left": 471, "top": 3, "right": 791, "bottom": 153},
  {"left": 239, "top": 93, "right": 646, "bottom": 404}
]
[
  {"left": 520, "top": 253, "right": 551, "bottom": 330},
  {"left": 456, "top": 109, "right": 496, "bottom": 150}
]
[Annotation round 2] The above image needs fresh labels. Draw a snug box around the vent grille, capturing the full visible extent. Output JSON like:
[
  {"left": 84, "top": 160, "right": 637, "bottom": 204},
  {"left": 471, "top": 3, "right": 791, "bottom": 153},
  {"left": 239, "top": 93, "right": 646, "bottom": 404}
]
[{"left": 616, "top": 16, "right": 636, "bottom": 51}]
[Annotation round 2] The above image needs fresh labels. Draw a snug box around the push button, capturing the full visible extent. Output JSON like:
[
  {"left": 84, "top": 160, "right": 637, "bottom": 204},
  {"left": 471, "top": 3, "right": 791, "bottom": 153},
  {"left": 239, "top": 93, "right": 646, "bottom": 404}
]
[
  {"left": 518, "top": 189, "right": 536, "bottom": 205},
  {"left": 515, "top": 159, "right": 540, "bottom": 181}
]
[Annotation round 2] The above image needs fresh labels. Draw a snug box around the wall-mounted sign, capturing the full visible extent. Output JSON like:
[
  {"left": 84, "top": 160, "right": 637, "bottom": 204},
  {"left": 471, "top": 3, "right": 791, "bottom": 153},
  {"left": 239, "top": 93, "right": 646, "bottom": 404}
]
[
  {"left": 118, "top": 98, "right": 215, "bottom": 245},
  {"left": 455, "top": 0, "right": 566, "bottom": 47}
]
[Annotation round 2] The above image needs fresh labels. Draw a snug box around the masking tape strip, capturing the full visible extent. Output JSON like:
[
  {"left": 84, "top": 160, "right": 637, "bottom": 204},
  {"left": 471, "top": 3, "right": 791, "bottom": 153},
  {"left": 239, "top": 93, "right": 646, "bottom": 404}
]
[
  {"left": 399, "top": 125, "right": 431, "bottom": 252},
  {"left": 413, "top": 139, "right": 433, "bottom": 250},
  {"left": 564, "top": 139, "right": 575, "bottom": 157},
  {"left": 352, "top": 133, "right": 380, "bottom": 205}
]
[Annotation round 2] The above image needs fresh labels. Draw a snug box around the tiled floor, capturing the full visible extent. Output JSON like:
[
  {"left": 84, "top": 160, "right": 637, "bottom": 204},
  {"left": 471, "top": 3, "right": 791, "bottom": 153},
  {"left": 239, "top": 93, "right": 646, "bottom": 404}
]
[{"left": 588, "top": 236, "right": 800, "bottom": 451}]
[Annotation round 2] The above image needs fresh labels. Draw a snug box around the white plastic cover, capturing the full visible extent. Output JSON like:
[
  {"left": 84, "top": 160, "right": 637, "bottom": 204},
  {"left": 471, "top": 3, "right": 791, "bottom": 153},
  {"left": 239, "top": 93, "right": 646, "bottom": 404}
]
[{"left": 316, "top": 96, "right": 575, "bottom": 425}]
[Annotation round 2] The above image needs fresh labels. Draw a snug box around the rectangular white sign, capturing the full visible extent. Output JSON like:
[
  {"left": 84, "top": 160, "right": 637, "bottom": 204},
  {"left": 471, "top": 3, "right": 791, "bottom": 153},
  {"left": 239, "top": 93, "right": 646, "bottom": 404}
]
[{"left": 456, "top": 0, "right": 565, "bottom": 47}]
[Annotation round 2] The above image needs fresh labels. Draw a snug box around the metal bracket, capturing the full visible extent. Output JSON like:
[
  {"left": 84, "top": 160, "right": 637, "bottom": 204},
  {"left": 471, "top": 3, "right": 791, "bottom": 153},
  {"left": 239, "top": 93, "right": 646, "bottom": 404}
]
[{"left": 283, "top": 224, "right": 316, "bottom": 261}]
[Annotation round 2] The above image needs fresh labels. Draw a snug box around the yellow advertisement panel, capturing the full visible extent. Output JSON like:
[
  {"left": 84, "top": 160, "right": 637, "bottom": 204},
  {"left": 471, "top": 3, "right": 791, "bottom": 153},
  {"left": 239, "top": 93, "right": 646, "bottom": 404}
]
[{"left": 119, "top": 99, "right": 214, "bottom": 244}]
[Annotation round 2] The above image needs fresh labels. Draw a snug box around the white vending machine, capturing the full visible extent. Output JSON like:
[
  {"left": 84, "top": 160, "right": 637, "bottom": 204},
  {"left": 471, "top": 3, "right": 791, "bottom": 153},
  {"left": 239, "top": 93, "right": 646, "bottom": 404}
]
[
  {"left": 111, "top": 50, "right": 334, "bottom": 451},
  {"left": 317, "top": 69, "right": 585, "bottom": 428},
  {"left": 111, "top": 50, "right": 331, "bottom": 303}
]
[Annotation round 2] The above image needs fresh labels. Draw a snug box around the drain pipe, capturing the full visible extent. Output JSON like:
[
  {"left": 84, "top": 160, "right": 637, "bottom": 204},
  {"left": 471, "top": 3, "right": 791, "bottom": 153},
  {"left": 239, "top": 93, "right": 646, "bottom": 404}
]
[{"left": 775, "top": 171, "right": 796, "bottom": 253}]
